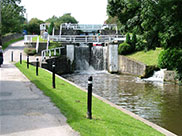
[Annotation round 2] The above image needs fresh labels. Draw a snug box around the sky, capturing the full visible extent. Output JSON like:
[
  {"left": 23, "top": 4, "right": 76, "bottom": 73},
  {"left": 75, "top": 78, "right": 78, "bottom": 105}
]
[{"left": 20, "top": 0, "right": 108, "bottom": 24}]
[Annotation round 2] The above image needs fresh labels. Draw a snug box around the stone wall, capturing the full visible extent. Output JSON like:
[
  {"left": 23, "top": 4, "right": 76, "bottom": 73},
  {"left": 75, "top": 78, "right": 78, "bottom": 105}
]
[
  {"left": 41, "top": 56, "right": 73, "bottom": 75},
  {"left": 2, "top": 33, "right": 23, "bottom": 44},
  {"left": 118, "top": 55, "right": 146, "bottom": 76},
  {"left": 164, "top": 70, "right": 177, "bottom": 82}
]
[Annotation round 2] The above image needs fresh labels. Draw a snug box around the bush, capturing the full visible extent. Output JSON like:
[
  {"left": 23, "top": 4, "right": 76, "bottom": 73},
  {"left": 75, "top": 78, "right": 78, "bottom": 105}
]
[
  {"left": 24, "top": 48, "right": 36, "bottom": 55},
  {"left": 126, "top": 33, "right": 131, "bottom": 45},
  {"left": 131, "top": 32, "right": 137, "bottom": 51},
  {"left": 49, "top": 42, "right": 62, "bottom": 49},
  {"left": 118, "top": 42, "right": 131, "bottom": 55},
  {"left": 158, "top": 48, "right": 182, "bottom": 80},
  {"left": 135, "top": 36, "right": 146, "bottom": 51},
  {"left": 48, "top": 22, "right": 54, "bottom": 35}
]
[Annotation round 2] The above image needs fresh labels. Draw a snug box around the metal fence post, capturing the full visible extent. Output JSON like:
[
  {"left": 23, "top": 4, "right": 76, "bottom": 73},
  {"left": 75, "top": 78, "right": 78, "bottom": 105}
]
[
  {"left": 20, "top": 53, "right": 22, "bottom": 64},
  {"left": 52, "top": 61, "right": 56, "bottom": 88},
  {"left": 11, "top": 51, "right": 13, "bottom": 62},
  {"left": 36, "top": 58, "right": 39, "bottom": 76},
  {"left": 27, "top": 56, "right": 29, "bottom": 69},
  {"left": 87, "top": 76, "right": 93, "bottom": 119}
]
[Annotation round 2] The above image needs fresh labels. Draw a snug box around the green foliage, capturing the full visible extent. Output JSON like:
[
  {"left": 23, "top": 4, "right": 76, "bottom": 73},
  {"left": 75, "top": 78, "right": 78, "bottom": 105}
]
[
  {"left": 135, "top": 36, "right": 145, "bottom": 51},
  {"left": 48, "top": 22, "right": 54, "bottom": 35},
  {"left": 16, "top": 62, "right": 164, "bottom": 136},
  {"left": 158, "top": 48, "right": 182, "bottom": 70},
  {"left": 158, "top": 48, "right": 182, "bottom": 80},
  {"left": 49, "top": 42, "right": 62, "bottom": 49},
  {"left": 46, "top": 13, "right": 78, "bottom": 29},
  {"left": 131, "top": 32, "right": 137, "bottom": 51},
  {"left": 126, "top": 33, "right": 131, "bottom": 45},
  {"left": 27, "top": 18, "right": 44, "bottom": 34},
  {"left": 1, "top": 0, "right": 26, "bottom": 35},
  {"left": 24, "top": 48, "right": 36, "bottom": 55},
  {"left": 118, "top": 42, "right": 131, "bottom": 55},
  {"left": 107, "top": 0, "right": 182, "bottom": 50}
]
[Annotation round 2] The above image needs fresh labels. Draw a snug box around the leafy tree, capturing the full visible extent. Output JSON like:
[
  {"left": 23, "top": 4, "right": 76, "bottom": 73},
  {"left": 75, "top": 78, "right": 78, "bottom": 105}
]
[
  {"left": 126, "top": 33, "right": 131, "bottom": 45},
  {"left": 27, "top": 18, "right": 44, "bottom": 34},
  {"left": 1, "top": 0, "right": 25, "bottom": 35},
  {"left": 107, "top": 0, "right": 182, "bottom": 50},
  {"left": 46, "top": 13, "right": 78, "bottom": 29},
  {"left": 131, "top": 32, "right": 137, "bottom": 51},
  {"left": 48, "top": 22, "right": 54, "bottom": 35}
]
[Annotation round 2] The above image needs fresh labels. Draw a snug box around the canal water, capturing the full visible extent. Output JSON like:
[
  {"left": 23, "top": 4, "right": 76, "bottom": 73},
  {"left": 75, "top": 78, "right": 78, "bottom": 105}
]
[{"left": 62, "top": 71, "right": 182, "bottom": 135}]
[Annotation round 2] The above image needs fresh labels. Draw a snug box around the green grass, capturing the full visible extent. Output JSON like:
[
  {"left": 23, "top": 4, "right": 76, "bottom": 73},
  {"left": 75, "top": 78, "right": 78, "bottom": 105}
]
[
  {"left": 127, "top": 48, "right": 164, "bottom": 66},
  {"left": 32, "top": 36, "right": 48, "bottom": 42},
  {"left": 2, "top": 37, "right": 24, "bottom": 50},
  {"left": 32, "top": 35, "right": 54, "bottom": 43},
  {"left": 16, "top": 62, "right": 164, "bottom": 136}
]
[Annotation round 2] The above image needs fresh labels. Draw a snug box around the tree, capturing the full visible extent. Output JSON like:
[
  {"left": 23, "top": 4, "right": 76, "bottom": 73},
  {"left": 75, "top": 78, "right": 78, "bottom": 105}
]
[
  {"left": 48, "top": 22, "right": 54, "bottom": 35},
  {"left": 1, "top": 0, "right": 25, "bottom": 35},
  {"left": 131, "top": 32, "right": 137, "bottom": 51},
  {"left": 27, "top": 18, "right": 44, "bottom": 34},
  {"left": 126, "top": 33, "right": 131, "bottom": 45},
  {"left": 46, "top": 13, "right": 78, "bottom": 29},
  {"left": 107, "top": 0, "right": 182, "bottom": 50}
]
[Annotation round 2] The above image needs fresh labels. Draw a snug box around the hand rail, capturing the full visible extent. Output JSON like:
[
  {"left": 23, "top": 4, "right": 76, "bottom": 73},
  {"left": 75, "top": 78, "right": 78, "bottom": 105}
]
[
  {"left": 41, "top": 47, "right": 64, "bottom": 60},
  {"left": 49, "top": 35, "right": 125, "bottom": 43}
]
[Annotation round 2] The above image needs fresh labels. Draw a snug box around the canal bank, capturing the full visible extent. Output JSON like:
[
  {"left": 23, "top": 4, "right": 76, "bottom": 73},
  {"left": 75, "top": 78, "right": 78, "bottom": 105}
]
[
  {"left": 63, "top": 72, "right": 181, "bottom": 136},
  {"left": 16, "top": 62, "right": 176, "bottom": 136}
]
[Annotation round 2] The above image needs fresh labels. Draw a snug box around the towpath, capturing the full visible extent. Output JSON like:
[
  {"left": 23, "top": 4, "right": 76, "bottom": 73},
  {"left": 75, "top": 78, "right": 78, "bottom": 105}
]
[{"left": 0, "top": 40, "right": 79, "bottom": 136}]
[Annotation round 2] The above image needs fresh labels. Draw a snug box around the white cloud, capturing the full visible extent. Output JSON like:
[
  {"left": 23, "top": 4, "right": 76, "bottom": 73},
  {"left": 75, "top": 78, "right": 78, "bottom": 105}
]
[{"left": 21, "top": 0, "right": 108, "bottom": 24}]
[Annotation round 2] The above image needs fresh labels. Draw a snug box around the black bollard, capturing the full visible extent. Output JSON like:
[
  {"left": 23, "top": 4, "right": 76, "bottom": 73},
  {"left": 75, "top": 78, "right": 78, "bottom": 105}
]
[
  {"left": 36, "top": 58, "right": 39, "bottom": 76},
  {"left": 11, "top": 51, "right": 13, "bottom": 62},
  {"left": 20, "top": 53, "right": 22, "bottom": 64},
  {"left": 27, "top": 56, "right": 29, "bottom": 69},
  {"left": 52, "top": 62, "right": 56, "bottom": 88},
  {"left": 87, "top": 76, "right": 93, "bottom": 119}
]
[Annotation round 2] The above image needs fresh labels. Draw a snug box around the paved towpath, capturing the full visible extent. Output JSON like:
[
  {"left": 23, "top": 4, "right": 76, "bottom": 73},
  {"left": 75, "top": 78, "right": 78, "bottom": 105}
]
[{"left": 0, "top": 41, "right": 79, "bottom": 136}]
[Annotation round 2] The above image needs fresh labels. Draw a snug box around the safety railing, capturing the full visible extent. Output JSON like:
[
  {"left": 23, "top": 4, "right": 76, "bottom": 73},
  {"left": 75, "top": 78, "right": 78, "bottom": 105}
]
[
  {"left": 41, "top": 47, "right": 64, "bottom": 60},
  {"left": 49, "top": 35, "right": 125, "bottom": 43}
]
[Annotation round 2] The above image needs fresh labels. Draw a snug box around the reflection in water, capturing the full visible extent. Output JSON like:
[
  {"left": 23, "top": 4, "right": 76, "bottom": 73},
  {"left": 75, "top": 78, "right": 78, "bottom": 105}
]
[{"left": 62, "top": 72, "right": 182, "bottom": 135}]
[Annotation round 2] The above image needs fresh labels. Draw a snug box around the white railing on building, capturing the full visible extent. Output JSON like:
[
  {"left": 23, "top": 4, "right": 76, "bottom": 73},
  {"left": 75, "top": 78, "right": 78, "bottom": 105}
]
[
  {"left": 49, "top": 35, "right": 125, "bottom": 43},
  {"left": 61, "top": 24, "right": 117, "bottom": 31}
]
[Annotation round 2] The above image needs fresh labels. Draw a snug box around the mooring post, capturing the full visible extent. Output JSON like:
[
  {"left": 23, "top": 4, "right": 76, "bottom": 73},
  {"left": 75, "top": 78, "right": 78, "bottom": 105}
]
[
  {"left": 87, "top": 76, "right": 93, "bottom": 119},
  {"left": 20, "top": 53, "right": 22, "bottom": 64},
  {"left": 11, "top": 51, "right": 13, "bottom": 62},
  {"left": 52, "top": 61, "right": 56, "bottom": 88},
  {"left": 36, "top": 58, "right": 39, "bottom": 76},
  {"left": 27, "top": 56, "right": 29, "bottom": 69}
]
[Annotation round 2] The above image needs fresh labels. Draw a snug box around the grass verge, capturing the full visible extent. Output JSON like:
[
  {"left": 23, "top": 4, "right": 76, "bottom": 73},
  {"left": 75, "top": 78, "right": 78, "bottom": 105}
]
[
  {"left": 127, "top": 48, "right": 163, "bottom": 66},
  {"left": 32, "top": 36, "right": 48, "bottom": 42},
  {"left": 16, "top": 61, "right": 164, "bottom": 136},
  {"left": 2, "top": 37, "right": 24, "bottom": 50}
]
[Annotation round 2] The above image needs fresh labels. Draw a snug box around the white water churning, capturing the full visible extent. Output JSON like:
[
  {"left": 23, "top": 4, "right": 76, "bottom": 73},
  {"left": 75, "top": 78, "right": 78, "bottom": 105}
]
[{"left": 143, "top": 69, "right": 167, "bottom": 82}]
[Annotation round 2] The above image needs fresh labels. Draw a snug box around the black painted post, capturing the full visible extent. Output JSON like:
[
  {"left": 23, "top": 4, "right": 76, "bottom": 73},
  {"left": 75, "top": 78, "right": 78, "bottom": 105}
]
[
  {"left": 36, "top": 58, "right": 39, "bottom": 76},
  {"left": 20, "top": 53, "right": 22, "bottom": 64},
  {"left": 11, "top": 51, "right": 13, "bottom": 62},
  {"left": 27, "top": 56, "right": 29, "bottom": 69},
  {"left": 87, "top": 76, "right": 93, "bottom": 119},
  {"left": 52, "top": 62, "right": 56, "bottom": 88}
]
